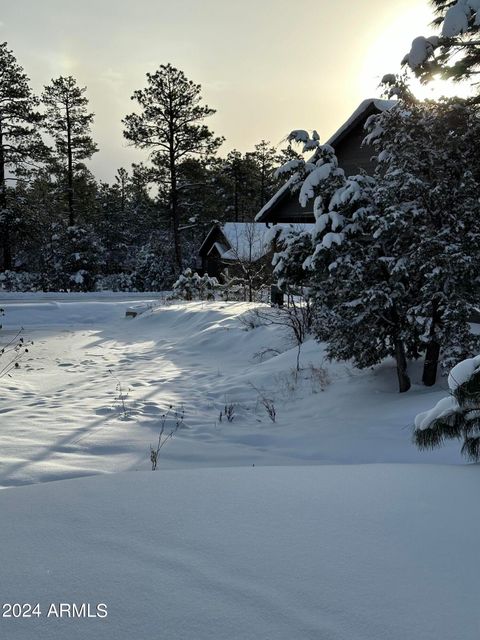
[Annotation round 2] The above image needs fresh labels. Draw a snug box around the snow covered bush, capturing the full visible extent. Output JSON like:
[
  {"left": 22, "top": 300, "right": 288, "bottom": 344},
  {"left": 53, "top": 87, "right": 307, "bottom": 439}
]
[
  {"left": 133, "top": 242, "right": 176, "bottom": 292},
  {"left": 0, "top": 270, "right": 40, "bottom": 292},
  {"left": 91, "top": 238, "right": 179, "bottom": 293},
  {"left": 95, "top": 273, "right": 138, "bottom": 292},
  {"left": 40, "top": 223, "right": 105, "bottom": 291},
  {"left": 172, "top": 268, "right": 219, "bottom": 301},
  {"left": 307, "top": 363, "right": 331, "bottom": 393},
  {"left": 414, "top": 355, "right": 480, "bottom": 461}
]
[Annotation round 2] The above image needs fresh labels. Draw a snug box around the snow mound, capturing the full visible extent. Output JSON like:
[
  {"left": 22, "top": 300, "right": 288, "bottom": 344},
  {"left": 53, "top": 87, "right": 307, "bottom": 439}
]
[{"left": 0, "top": 296, "right": 465, "bottom": 489}]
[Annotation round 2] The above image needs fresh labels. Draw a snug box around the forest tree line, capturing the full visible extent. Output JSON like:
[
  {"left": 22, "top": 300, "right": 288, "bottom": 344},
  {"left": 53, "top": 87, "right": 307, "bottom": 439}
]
[{"left": 0, "top": 44, "right": 297, "bottom": 291}]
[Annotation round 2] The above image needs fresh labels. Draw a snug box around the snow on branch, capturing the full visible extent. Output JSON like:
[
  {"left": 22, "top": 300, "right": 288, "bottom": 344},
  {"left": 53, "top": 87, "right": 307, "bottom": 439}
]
[
  {"left": 414, "top": 355, "right": 480, "bottom": 460},
  {"left": 287, "top": 129, "right": 321, "bottom": 154},
  {"left": 403, "top": 36, "right": 440, "bottom": 69},
  {"left": 275, "top": 159, "right": 304, "bottom": 178},
  {"left": 299, "top": 163, "right": 334, "bottom": 207}
]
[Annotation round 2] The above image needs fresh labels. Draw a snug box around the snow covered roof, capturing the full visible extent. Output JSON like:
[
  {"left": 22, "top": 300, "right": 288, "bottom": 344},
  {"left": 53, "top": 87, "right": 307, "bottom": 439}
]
[
  {"left": 255, "top": 179, "right": 295, "bottom": 223},
  {"left": 326, "top": 99, "right": 396, "bottom": 148},
  {"left": 207, "top": 241, "right": 230, "bottom": 258},
  {"left": 220, "top": 223, "right": 268, "bottom": 261},
  {"left": 199, "top": 222, "right": 314, "bottom": 263},
  {"left": 256, "top": 98, "right": 396, "bottom": 223}
]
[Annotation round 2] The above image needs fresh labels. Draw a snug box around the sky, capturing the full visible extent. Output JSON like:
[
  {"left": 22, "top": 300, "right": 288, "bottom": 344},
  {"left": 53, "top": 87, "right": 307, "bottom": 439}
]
[{"left": 1, "top": 0, "right": 438, "bottom": 181}]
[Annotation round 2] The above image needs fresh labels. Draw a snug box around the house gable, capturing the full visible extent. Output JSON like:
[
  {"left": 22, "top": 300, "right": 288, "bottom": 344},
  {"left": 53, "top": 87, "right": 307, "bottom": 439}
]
[{"left": 256, "top": 98, "right": 395, "bottom": 224}]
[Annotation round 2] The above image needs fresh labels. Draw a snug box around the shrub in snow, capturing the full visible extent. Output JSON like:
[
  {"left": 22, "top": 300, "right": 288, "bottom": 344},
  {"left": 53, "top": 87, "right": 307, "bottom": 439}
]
[
  {"left": 40, "top": 223, "right": 105, "bottom": 291},
  {"left": 249, "top": 383, "right": 276, "bottom": 423},
  {"left": 172, "top": 268, "right": 219, "bottom": 301},
  {"left": 0, "top": 270, "right": 40, "bottom": 292},
  {"left": 133, "top": 242, "right": 176, "bottom": 292},
  {"left": 0, "top": 311, "right": 32, "bottom": 379},
  {"left": 150, "top": 406, "right": 185, "bottom": 470},
  {"left": 219, "top": 402, "right": 236, "bottom": 423},
  {"left": 242, "top": 298, "right": 313, "bottom": 371},
  {"left": 108, "top": 369, "right": 132, "bottom": 419},
  {"left": 95, "top": 273, "right": 138, "bottom": 292},
  {"left": 218, "top": 270, "right": 271, "bottom": 303},
  {"left": 307, "top": 363, "right": 331, "bottom": 393},
  {"left": 414, "top": 355, "right": 480, "bottom": 461}
]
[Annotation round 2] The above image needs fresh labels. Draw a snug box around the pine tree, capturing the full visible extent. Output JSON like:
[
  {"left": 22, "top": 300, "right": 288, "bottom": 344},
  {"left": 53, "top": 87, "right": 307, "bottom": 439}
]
[
  {"left": 365, "top": 96, "right": 480, "bottom": 384},
  {"left": 42, "top": 76, "right": 98, "bottom": 227},
  {"left": 246, "top": 140, "right": 279, "bottom": 210},
  {"left": 0, "top": 42, "right": 44, "bottom": 270},
  {"left": 269, "top": 132, "right": 416, "bottom": 392},
  {"left": 123, "top": 64, "right": 223, "bottom": 271},
  {"left": 402, "top": 0, "right": 480, "bottom": 89},
  {"left": 96, "top": 174, "right": 131, "bottom": 274},
  {"left": 271, "top": 97, "right": 480, "bottom": 391},
  {"left": 306, "top": 169, "right": 417, "bottom": 393},
  {"left": 415, "top": 354, "right": 480, "bottom": 460}
]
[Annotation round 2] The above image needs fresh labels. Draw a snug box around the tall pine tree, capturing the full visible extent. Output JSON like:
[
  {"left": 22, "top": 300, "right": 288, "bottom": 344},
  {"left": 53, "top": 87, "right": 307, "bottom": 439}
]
[
  {"left": 42, "top": 76, "right": 98, "bottom": 227},
  {"left": 0, "top": 42, "right": 44, "bottom": 270},
  {"left": 123, "top": 64, "right": 223, "bottom": 271}
]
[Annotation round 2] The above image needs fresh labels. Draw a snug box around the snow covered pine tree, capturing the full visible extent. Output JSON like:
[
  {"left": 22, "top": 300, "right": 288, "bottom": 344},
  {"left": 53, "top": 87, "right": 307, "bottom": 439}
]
[
  {"left": 415, "top": 355, "right": 480, "bottom": 460},
  {"left": 364, "top": 96, "right": 480, "bottom": 385},
  {"left": 0, "top": 43, "right": 45, "bottom": 271},
  {"left": 271, "top": 95, "right": 480, "bottom": 391},
  {"left": 271, "top": 129, "right": 416, "bottom": 392},
  {"left": 402, "top": 0, "right": 480, "bottom": 88}
]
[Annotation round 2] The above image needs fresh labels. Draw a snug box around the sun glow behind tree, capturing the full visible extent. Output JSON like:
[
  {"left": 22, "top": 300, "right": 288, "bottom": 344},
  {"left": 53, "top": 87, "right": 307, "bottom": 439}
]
[{"left": 360, "top": 2, "right": 472, "bottom": 101}]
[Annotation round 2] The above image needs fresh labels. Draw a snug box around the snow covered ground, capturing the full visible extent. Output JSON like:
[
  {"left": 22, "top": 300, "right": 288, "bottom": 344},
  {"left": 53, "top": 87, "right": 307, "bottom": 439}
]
[
  {"left": 0, "top": 294, "right": 461, "bottom": 488},
  {"left": 0, "top": 294, "right": 472, "bottom": 639},
  {"left": 2, "top": 465, "right": 480, "bottom": 640}
]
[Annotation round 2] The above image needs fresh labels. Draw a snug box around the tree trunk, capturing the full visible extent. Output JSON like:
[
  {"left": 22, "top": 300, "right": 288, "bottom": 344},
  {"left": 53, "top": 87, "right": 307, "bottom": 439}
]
[
  {"left": 260, "top": 164, "right": 266, "bottom": 207},
  {"left": 0, "top": 123, "right": 11, "bottom": 270},
  {"left": 394, "top": 338, "right": 411, "bottom": 393},
  {"left": 423, "top": 340, "right": 440, "bottom": 387},
  {"left": 66, "top": 101, "right": 74, "bottom": 226},
  {"left": 169, "top": 155, "right": 182, "bottom": 271},
  {"left": 234, "top": 176, "right": 239, "bottom": 223},
  {"left": 422, "top": 305, "right": 441, "bottom": 387}
]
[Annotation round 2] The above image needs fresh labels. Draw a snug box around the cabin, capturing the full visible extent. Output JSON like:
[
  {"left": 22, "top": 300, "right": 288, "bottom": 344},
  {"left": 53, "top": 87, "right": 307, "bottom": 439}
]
[
  {"left": 198, "top": 222, "right": 271, "bottom": 279},
  {"left": 198, "top": 221, "right": 313, "bottom": 280},
  {"left": 198, "top": 98, "right": 394, "bottom": 293},
  {"left": 255, "top": 98, "right": 395, "bottom": 224}
]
